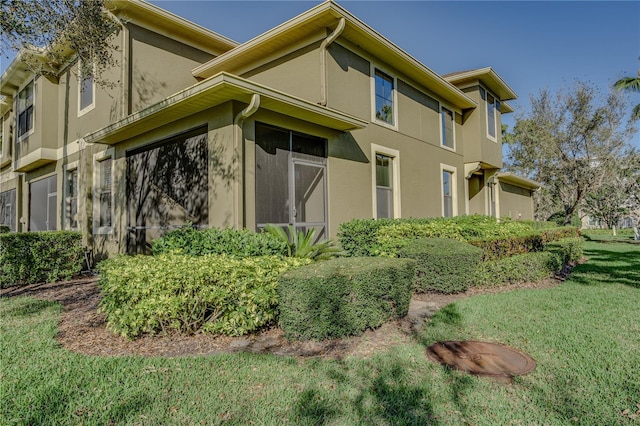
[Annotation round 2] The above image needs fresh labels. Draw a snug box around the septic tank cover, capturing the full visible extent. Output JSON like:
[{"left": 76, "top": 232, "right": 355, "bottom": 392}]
[{"left": 427, "top": 341, "right": 536, "bottom": 379}]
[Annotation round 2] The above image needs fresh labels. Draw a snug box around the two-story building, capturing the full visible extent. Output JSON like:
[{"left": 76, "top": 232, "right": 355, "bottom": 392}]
[{"left": 0, "top": 0, "right": 539, "bottom": 257}]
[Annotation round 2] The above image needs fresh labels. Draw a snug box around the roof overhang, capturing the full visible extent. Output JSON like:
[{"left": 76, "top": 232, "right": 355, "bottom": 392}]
[
  {"left": 1, "top": 96, "right": 12, "bottom": 115},
  {"left": 84, "top": 72, "right": 368, "bottom": 145},
  {"left": 192, "top": 2, "right": 476, "bottom": 111},
  {"left": 106, "top": 0, "right": 238, "bottom": 56},
  {"left": 444, "top": 67, "right": 517, "bottom": 101},
  {"left": 500, "top": 101, "right": 515, "bottom": 114},
  {"left": 496, "top": 172, "right": 542, "bottom": 190}
]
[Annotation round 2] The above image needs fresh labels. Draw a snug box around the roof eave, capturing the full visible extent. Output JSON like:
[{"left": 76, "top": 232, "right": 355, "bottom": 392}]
[
  {"left": 84, "top": 72, "right": 368, "bottom": 145},
  {"left": 445, "top": 67, "right": 518, "bottom": 101},
  {"left": 497, "top": 172, "right": 542, "bottom": 190}
]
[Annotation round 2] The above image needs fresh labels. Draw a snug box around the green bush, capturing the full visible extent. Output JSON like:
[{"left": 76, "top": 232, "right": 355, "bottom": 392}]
[
  {"left": 277, "top": 257, "right": 415, "bottom": 340},
  {"left": 548, "top": 211, "right": 582, "bottom": 227},
  {"left": 544, "top": 237, "right": 584, "bottom": 264},
  {"left": 0, "top": 231, "right": 83, "bottom": 288},
  {"left": 337, "top": 218, "right": 397, "bottom": 257},
  {"left": 151, "top": 226, "right": 289, "bottom": 258},
  {"left": 470, "top": 227, "right": 580, "bottom": 261},
  {"left": 397, "top": 238, "right": 483, "bottom": 293},
  {"left": 0, "top": 225, "right": 10, "bottom": 234},
  {"left": 473, "top": 252, "right": 563, "bottom": 287},
  {"left": 99, "top": 254, "right": 311, "bottom": 338}
]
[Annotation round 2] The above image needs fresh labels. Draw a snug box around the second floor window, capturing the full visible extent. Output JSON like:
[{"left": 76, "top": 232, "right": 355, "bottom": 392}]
[
  {"left": 79, "top": 68, "right": 95, "bottom": 114},
  {"left": 374, "top": 69, "right": 395, "bottom": 126},
  {"left": 17, "top": 81, "right": 34, "bottom": 138},
  {"left": 441, "top": 106, "right": 454, "bottom": 149},
  {"left": 482, "top": 88, "right": 501, "bottom": 140}
]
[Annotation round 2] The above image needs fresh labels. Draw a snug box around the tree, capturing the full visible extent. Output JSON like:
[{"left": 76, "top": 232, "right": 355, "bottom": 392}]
[
  {"left": 505, "top": 81, "right": 637, "bottom": 225},
  {"left": 613, "top": 66, "right": 640, "bottom": 120},
  {"left": 0, "top": 0, "right": 118, "bottom": 80}
]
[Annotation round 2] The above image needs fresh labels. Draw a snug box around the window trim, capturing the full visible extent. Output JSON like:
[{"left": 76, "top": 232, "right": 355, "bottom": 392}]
[
  {"left": 439, "top": 104, "right": 456, "bottom": 151},
  {"left": 64, "top": 161, "right": 79, "bottom": 230},
  {"left": 77, "top": 61, "right": 96, "bottom": 117},
  {"left": 16, "top": 79, "right": 35, "bottom": 141},
  {"left": 371, "top": 144, "right": 401, "bottom": 219},
  {"left": 440, "top": 164, "right": 458, "bottom": 218},
  {"left": 93, "top": 149, "right": 114, "bottom": 235},
  {"left": 370, "top": 65, "right": 398, "bottom": 130}
]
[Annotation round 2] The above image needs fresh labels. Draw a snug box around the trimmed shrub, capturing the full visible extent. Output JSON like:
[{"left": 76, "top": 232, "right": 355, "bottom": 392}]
[
  {"left": 98, "top": 254, "right": 311, "bottom": 338},
  {"left": 337, "top": 218, "right": 397, "bottom": 257},
  {"left": 544, "top": 237, "right": 584, "bottom": 264},
  {"left": 397, "top": 238, "right": 483, "bottom": 293},
  {"left": 277, "top": 257, "right": 415, "bottom": 340},
  {"left": 0, "top": 225, "right": 10, "bottom": 234},
  {"left": 151, "top": 226, "right": 289, "bottom": 258},
  {"left": 0, "top": 231, "right": 83, "bottom": 288},
  {"left": 469, "top": 227, "right": 581, "bottom": 261},
  {"left": 473, "top": 252, "right": 563, "bottom": 287}
]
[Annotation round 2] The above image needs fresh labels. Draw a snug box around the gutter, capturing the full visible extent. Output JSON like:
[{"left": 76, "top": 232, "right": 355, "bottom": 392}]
[
  {"left": 233, "top": 94, "right": 261, "bottom": 228},
  {"left": 319, "top": 18, "right": 345, "bottom": 106}
]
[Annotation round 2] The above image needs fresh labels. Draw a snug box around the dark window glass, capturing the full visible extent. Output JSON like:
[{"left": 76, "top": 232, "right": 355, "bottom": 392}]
[
  {"left": 374, "top": 69, "right": 394, "bottom": 125},
  {"left": 17, "top": 81, "right": 34, "bottom": 137},
  {"left": 376, "top": 154, "right": 393, "bottom": 218},
  {"left": 441, "top": 107, "right": 454, "bottom": 148}
]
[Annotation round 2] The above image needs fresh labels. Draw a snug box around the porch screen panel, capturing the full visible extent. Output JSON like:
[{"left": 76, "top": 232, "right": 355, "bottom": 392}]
[
  {"left": 255, "top": 125, "right": 290, "bottom": 226},
  {"left": 30, "top": 175, "right": 57, "bottom": 231},
  {"left": 0, "top": 189, "right": 16, "bottom": 231},
  {"left": 127, "top": 127, "right": 208, "bottom": 254}
]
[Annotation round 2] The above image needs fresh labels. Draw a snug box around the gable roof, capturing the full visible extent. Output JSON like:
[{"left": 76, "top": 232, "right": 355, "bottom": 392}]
[
  {"left": 106, "top": 0, "right": 238, "bottom": 56},
  {"left": 443, "top": 67, "right": 518, "bottom": 101},
  {"left": 192, "top": 1, "right": 476, "bottom": 111}
]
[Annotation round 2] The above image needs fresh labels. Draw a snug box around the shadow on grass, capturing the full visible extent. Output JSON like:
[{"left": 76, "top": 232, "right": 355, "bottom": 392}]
[
  {"left": 2, "top": 299, "right": 57, "bottom": 318},
  {"left": 572, "top": 247, "right": 640, "bottom": 289},
  {"left": 294, "top": 359, "right": 438, "bottom": 425}
]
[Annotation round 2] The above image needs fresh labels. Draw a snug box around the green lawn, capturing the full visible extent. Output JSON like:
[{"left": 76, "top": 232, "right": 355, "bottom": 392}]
[{"left": 1, "top": 238, "right": 639, "bottom": 425}]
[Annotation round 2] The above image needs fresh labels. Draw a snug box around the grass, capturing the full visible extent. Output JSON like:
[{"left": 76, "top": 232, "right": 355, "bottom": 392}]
[{"left": 1, "top": 237, "right": 639, "bottom": 425}]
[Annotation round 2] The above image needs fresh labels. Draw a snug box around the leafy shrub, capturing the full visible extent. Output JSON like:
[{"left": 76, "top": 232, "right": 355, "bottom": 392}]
[
  {"left": 397, "top": 238, "right": 483, "bottom": 293},
  {"left": 278, "top": 257, "right": 415, "bottom": 340},
  {"left": 548, "top": 211, "right": 582, "bottom": 227},
  {"left": 544, "top": 237, "right": 584, "bottom": 264},
  {"left": 470, "top": 227, "right": 580, "bottom": 261},
  {"left": 337, "top": 218, "right": 397, "bottom": 257},
  {"left": 0, "top": 231, "right": 83, "bottom": 288},
  {"left": 473, "top": 252, "right": 563, "bottom": 287},
  {"left": 151, "top": 226, "right": 289, "bottom": 258},
  {"left": 264, "top": 224, "right": 342, "bottom": 260},
  {"left": 99, "top": 254, "right": 311, "bottom": 338},
  {"left": 0, "top": 225, "right": 10, "bottom": 234},
  {"left": 517, "top": 220, "right": 560, "bottom": 230}
]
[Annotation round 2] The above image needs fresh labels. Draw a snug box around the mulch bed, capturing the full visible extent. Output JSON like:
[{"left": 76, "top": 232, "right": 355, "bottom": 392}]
[{"left": 0, "top": 272, "right": 568, "bottom": 359}]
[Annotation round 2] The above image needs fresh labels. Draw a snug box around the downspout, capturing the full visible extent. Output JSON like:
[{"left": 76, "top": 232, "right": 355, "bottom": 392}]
[
  {"left": 319, "top": 18, "right": 345, "bottom": 106},
  {"left": 233, "top": 94, "right": 260, "bottom": 228}
]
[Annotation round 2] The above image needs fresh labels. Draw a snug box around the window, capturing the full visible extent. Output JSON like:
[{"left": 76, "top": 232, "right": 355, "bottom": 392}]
[
  {"left": 78, "top": 65, "right": 95, "bottom": 115},
  {"left": 29, "top": 175, "right": 57, "bottom": 231},
  {"left": 17, "top": 80, "right": 34, "bottom": 138},
  {"left": 98, "top": 158, "right": 112, "bottom": 228},
  {"left": 372, "top": 144, "right": 400, "bottom": 219},
  {"left": 374, "top": 68, "right": 395, "bottom": 126},
  {"left": 481, "top": 87, "right": 501, "bottom": 140},
  {"left": 376, "top": 154, "right": 394, "bottom": 218},
  {"left": 66, "top": 167, "right": 79, "bottom": 229},
  {"left": 441, "top": 165, "right": 457, "bottom": 218},
  {"left": 441, "top": 106, "right": 455, "bottom": 149}
]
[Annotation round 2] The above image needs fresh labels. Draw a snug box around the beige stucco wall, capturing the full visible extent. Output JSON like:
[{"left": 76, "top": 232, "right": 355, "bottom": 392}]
[
  {"left": 128, "top": 24, "right": 215, "bottom": 113},
  {"left": 461, "top": 85, "right": 502, "bottom": 168},
  {"left": 498, "top": 181, "right": 535, "bottom": 220}
]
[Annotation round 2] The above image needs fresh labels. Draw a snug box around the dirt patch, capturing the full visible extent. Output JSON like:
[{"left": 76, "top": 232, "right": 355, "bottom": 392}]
[{"left": 0, "top": 272, "right": 567, "bottom": 359}]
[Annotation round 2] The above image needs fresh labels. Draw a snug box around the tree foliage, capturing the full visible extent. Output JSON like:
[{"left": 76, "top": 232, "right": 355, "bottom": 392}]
[
  {"left": 0, "top": 0, "right": 118, "bottom": 80},
  {"left": 505, "top": 81, "right": 637, "bottom": 225},
  {"left": 613, "top": 67, "right": 640, "bottom": 120}
]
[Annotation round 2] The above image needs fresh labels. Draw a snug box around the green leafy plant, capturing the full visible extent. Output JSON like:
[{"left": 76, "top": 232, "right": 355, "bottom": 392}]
[
  {"left": 0, "top": 231, "right": 83, "bottom": 288},
  {"left": 473, "top": 251, "right": 563, "bottom": 287},
  {"left": 98, "top": 254, "right": 311, "bottom": 338},
  {"left": 151, "top": 225, "right": 289, "bottom": 258},
  {"left": 264, "top": 224, "right": 342, "bottom": 260}
]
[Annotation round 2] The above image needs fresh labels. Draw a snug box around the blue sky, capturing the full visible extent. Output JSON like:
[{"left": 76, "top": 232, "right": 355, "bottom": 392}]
[
  {"left": 2, "top": 1, "right": 638, "bottom": 146},
  {"left": 148, "top": 0, "right": 640, "bottom": 147}
]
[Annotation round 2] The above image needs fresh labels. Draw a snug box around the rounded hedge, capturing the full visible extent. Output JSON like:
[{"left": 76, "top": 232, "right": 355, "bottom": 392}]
[
  {"left": 397, "top": 238, "right": 483, "bottom": 294},
  {"left": 277, "top": 257, "right": 416, "bottom": 340}
]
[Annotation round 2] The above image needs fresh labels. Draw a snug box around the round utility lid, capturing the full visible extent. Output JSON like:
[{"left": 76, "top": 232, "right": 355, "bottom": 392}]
[{"left": 427, "top": 341, "right": 536, "bottom": 379}]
